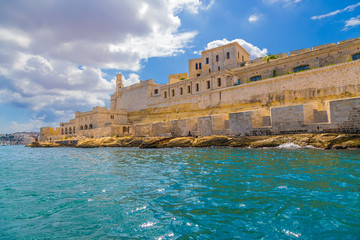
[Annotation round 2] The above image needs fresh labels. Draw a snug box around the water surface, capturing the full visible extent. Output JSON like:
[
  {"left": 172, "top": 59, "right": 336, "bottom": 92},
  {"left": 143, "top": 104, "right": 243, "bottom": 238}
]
[{"left": 1, "top": 146, "right": 359, "bottom": 239}]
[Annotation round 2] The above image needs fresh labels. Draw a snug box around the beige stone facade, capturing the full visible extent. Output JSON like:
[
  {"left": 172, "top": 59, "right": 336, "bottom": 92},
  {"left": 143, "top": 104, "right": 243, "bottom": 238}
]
[{"left": 42, "top": 38, "right": 360, "bottom": 139}]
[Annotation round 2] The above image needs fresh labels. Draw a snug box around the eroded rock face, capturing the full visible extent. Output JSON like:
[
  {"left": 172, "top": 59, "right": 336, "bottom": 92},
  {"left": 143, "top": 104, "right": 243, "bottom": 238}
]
[{"left": 28, "top": 134, "right": 360, "bottom": 149}]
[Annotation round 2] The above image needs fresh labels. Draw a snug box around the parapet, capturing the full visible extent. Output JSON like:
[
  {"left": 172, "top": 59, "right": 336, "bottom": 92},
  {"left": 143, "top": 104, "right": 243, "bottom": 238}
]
[
  {"left": 312, "top": 43, "right": 335, "bottom": 51},
  {"left": 289, "top": 48, "right": 311, "bottom": 56}
]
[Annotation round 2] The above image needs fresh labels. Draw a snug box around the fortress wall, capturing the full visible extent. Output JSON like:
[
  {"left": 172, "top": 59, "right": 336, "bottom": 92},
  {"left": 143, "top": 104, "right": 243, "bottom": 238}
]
[
  {"left": 170, "top": 118, "right": 198, "bottom": 137},
  {"left": 127, "top": 61, "right": 360, "bottom": 124},
  {"left": 116, "top": 83, "right": 153, "bottom": 112},
  {"left": 150, "top": 121, "right": 171, "bottom": 137},
  {"left": 134, "top": 123, "right": 151, "bottom": 137},
  {"left": 329, "top": 98, "right": 360, "bottom": 133}
]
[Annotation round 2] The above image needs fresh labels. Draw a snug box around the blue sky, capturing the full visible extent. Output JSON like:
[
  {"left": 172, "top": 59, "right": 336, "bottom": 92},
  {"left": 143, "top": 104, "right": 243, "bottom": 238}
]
[{"left": 0, "top": 0, "right": 359, "bottom": 134}]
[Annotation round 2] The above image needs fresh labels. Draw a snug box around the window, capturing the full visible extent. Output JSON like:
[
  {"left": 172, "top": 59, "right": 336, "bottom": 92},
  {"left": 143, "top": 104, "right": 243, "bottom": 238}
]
[
  {"left": 217, "top": 78, "right": 221, "bottom": 87},
  {"left": 196, "top": 83, "right": 199, "bottom": 92},
  {"left": 209, "top": 69, "right": 211, "bottom": 73},
  {"left": 237, "top": 79, "right": 241, "bottom": 85},
  {"left": 187, "top": 85, "right": 191, "bottom": 93},
  {"left": 180, "top": 87, "right": 183, "bottom": 95},
  {"left": 226, "top": 52, "right": 230, "bottom": 59},
  {"left": 250, "top": 75, "right": 262, "bottom": 82},
  {"left": 89, "top": 124, "right": 93, "bottom": 129},
  {"left": 294, "top": 65, "right": 310, "bottom": 72},
  {"left": 218, "top": 66, "right": 220, "bottom": 71},
  {"left": 242, "top": 56, "right": 244, "bottom": 62},
  {"left": 238, "top": 52, "right": 239, "bottom": 59},
  {"left": 164, "top": 91, "right": 167, "bottom": 98},
  {"left": 111, "top": 115, "right": 114, "bottom": 119},
  {"left": 206, "top": 58, "right": 209, "bottom": 64},
  {"left": 195, "top": 63, "right": 198, "bottom": 70},
  {"left": 123, "top": 126, "right": 127, "bottom": 133},
  {"left": 154, "top": 89, "right": 158, "bottom": 94},
  {"left": 172, "top": 89, "right": 175, "bottom": 97},
  {"left": 352, "top": 53, "right": 360, "bottom": 61},
  {"left": 199, "top": 63, "right": 202, "bottom": 69},
  {"left": 65, "top": 128, "right": 68, "bottom": 134},
  {"left": 197, "top": 74, "right": 200, "bottom": 77},
  {"left": 216, "top": 55, "right": 219, "bottom": 62},
  {"left": 207, "top": 81, "right": 211, "bottom": 89},
  {"left": 80, "top": 125, "right": 83, "bottom": 130},
  {"left": 61, "top": 129, "right": 64, "bottom": 134},
  {"left": 73, "top": 127, "right": 75, "bottom": 133},
  {"left": 84, "top": 125, "right": 88, "bottom": 130}
]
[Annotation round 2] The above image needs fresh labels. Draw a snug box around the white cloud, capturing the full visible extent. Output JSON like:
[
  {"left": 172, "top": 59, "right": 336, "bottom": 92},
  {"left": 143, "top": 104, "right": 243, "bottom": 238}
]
[
  {"left": 0, "top": 0, "right": 212, "bottom": 132},
  {"left": 122, "top": 73, "right": 141, "bottom": 87},
  {"left": 248, "top": 14, "right": 261, "bottom": 23},
  {"left": 311, "top": 2, "right": 360, "bottom": 20},
  {"left": 263, "top": 0, "right": 301, "bottom": 7},
  {"left": 343, "top": 15, "right": 360, "bottom": 30},
  {"left": 196, "top": 38, "right": 268, "bottom": 60}
]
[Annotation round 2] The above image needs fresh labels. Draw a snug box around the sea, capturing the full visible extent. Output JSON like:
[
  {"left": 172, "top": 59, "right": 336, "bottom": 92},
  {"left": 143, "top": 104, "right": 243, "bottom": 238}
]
[{"left": 1, "top": 145, "right": 359, "bottom": 239}]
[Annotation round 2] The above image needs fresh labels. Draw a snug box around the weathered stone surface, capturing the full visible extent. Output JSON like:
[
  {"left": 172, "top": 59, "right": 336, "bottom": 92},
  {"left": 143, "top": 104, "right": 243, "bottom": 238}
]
[
  {"left": 166, "top": 137, "right": 195, "bottom": 147},
  {"left": 193, "top": 135, "right": 231, "bottom": 147}
]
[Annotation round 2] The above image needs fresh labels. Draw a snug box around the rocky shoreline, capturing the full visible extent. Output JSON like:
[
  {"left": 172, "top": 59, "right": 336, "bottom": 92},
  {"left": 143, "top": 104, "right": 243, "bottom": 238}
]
[{"left": 27, "top": 133, "right": 360, "bottom": 150}]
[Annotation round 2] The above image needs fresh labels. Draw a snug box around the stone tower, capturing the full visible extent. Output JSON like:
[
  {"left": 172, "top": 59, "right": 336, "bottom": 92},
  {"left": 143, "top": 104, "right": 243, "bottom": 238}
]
[{"left": 116, "top": 74, "right": 123, "bottom": 92}]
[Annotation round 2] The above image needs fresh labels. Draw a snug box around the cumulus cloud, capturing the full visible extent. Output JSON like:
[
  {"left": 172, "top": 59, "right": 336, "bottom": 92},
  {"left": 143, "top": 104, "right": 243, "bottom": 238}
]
[
  {"left": 195, "top": 38, "right": 268, "bottom": 60},
  {"left": 343, "top": 16, "right": 360, "bottom": 30},
  {"left": 0, "top": 0, "right": 212, "bottom": 132},
  {"left": 311, "top": 2, "right": 360, "bottom": 20},
  {"left": 248, "top": 14, "right": 261, "bottom": 23}
]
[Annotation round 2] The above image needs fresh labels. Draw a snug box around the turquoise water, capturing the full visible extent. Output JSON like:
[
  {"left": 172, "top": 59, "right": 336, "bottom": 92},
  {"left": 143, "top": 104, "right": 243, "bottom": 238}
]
[{"left": 1, "top": 146, "right": 359, "bottom": 239}]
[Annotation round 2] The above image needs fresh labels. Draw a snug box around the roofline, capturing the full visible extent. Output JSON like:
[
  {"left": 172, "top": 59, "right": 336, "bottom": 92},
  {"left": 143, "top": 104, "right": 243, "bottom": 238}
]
[{"left": 201, "top": 41, "right": 250, "bottom": 56}]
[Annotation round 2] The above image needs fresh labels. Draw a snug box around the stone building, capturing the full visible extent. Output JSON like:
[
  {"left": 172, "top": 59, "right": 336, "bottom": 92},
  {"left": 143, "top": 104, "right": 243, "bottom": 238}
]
[{"left": 41, "top": 38, "right": 360, "bottom": 140}]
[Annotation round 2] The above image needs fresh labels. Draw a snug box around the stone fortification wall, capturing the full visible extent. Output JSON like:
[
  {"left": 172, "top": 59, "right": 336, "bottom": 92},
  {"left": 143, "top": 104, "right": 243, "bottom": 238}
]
[
  {"left": 126, "top": 60, "right": 360, "bottom": 124},
  {"left": 132, "top": 97, "right": 360, "bottom": 137}
]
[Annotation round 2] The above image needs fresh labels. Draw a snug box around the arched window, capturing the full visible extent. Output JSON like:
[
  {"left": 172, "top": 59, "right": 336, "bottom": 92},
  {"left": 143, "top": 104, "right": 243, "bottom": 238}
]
[
  {"left": 61, "top": 128, "right": 64, "bottom": 135},
  {"left": 65, "top": 128, "right": 68, "bottom": 134},
  {"left": 89, "top": 124, "right": 93, "bottom": 129},
  {"left": 85, "top": 125, "right": 88, "bottom": 130},
  {"left": 80, "top": 125, "right": 83, "bottom": 130},
  {"left": 69, "top": 128, "right": 72, "bottom": 134}
]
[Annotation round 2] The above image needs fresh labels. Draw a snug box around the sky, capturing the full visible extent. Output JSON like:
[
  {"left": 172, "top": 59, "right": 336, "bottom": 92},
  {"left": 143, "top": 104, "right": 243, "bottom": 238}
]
[{"left": 0, "top": 0, "right": 359, "bottom": 134}]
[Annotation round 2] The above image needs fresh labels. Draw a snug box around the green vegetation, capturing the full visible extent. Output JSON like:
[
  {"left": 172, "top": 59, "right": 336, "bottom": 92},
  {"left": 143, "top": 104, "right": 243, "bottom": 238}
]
[{"left": 263, "top": 54, "right": 280, "bottom": 62}]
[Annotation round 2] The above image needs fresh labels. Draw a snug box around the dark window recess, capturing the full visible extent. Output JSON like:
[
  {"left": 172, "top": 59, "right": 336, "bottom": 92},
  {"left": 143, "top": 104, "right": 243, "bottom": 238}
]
[
  {"left": 187, "top": 85, "right": 191, "bottom": 93},
  {"left": 154, "top": 89, "right": 158, "bottom": 94},
  {"left": 172, "top": 89, "right": 175, "bottom": 97},
  {"left": 250, "top": 75, "right": 262, "bottom": 82},
  {"left": 164, "top": 92, "right": 167, "bottom": 98},
  {"left": 216, "top": 55, "right": 219, "bottom": 62},
  {"left": 352, "top": 53, "right": 360, "bottom": 61},
  {"left": 111, "top": 115, "right": 114, "bottom": 119},
  {"left": 238, "top": 52, "right": 239, "bottom": 58},
  {"left": 217, "top": 78, "right": 221, "bottom": 87},
  {"left": 180, "top": 87, "right": 183, "bottom": 95},
  {"left": 196, "top": 83, "right": 199, "bottom": 91},
  {"left": 195, "top": 63, "right": 198, "bottom": 70},
  {"left": 218, "top": 66, "right": 220, "bottom": 71},
  {"left": 294, "top": 65, "right": 310, "bottom": 72},
  {"left": 197, "top": 74, "right": 201, "bottom": 77},
  {"left": 237, "top": 79, "right": 241, "bottom": 85},
  {"left": 226, "top": 52, "right": 230, "bottom": 59},
  {"left": 242, "top": 56, "right": 244, "bottom": 62},
  {"left": 199, "top": 63, "right": 202, "bottom": 69},
  {"left": 207, "top": 81, "right": 211, "bottom": 89},
  {"left": 206, "top": 58, "right": 209, "bottom": 64}
]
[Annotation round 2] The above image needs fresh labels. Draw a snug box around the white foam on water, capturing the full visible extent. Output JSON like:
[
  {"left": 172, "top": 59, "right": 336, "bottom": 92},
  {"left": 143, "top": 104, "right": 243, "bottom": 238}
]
[
  {"left": 141, "top": 221, "right": 155, "bottom": 228},
  {"left": 277, "top": 143, "right": 302, "bottom": 149}
]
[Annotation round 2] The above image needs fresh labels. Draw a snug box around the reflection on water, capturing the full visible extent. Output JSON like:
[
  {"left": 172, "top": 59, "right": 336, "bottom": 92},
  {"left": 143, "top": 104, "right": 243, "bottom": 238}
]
[{"left": 1, "top": 146, "right": 359, "bottom": 239}]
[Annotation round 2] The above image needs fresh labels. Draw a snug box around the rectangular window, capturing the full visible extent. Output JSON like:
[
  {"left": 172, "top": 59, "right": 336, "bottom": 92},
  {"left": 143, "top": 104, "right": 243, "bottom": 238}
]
[
  {"left": 206, "top": 58, "right": 209, "bottom": 64},
  {"left": 217, "top": 78, "right": 221, "bottom": 87},
  {"left": 250, "top": 75, "right": 262, "bottom": 82},
  {"left": 154, "top": 89, "right": 158, "bottom": 94},
  {"left": 164, "top": 91, "right": 167, "bottom": 98},
  {"left": 196, "top": 83, "right": 199, "bottom": 92},
  {"left": 195, "top": 63, "right": 198, "bottom": 70},
  {"left": 199, "top": 63, "right": 202, "bottom": 69},
  {"left": 187, "top": 85, "right": 191, "bottom": 93},
  {"left": 172, "top": 89, "right": 175, "bottom": 97},
  {"left": 110, "top": 115, "right": 114, "bottom": 119},
  {"left": 294, "top": 65, "right": 310, "bottom": 73},
  {"left": 352, "top": 53, "right": 360, "bottom": 61},
  {"left": 238, "top": 52, "right": 239, "bottom": 58},
  {"left": 216, "top": 55, "right": 219, "bottom": 62},
  {"left": 242, "top": 56, "right": 244, "bottom": 62},
  {"left": 207, "top": 81, "right": 211, "bottom": 89},
  {"left": 226, "top": 52, "right": 230, "bottom": 59},
  {"left": 180, "top": 87, "right": 183, "bottom": 95},
  {"left": 217, "top": 66, "right": 220, "bottom": 71}
]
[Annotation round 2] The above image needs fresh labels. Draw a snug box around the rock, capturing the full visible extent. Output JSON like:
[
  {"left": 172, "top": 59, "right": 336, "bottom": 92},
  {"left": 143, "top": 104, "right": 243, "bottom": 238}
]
[
  {"left": 249, "top": 137, "right": 284, "bottom": 148},
  {"left": 193, "top": 135, "right": 230, "bottom": 147},
  {"left": 139, "top": 137, "right": 171, "bottom": 148},
  {"left": 166, "top": 137, "right": 195, "bottom": 147},
  {"left": 330, "top": 135, "right": 360, "bottom": 149}
]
